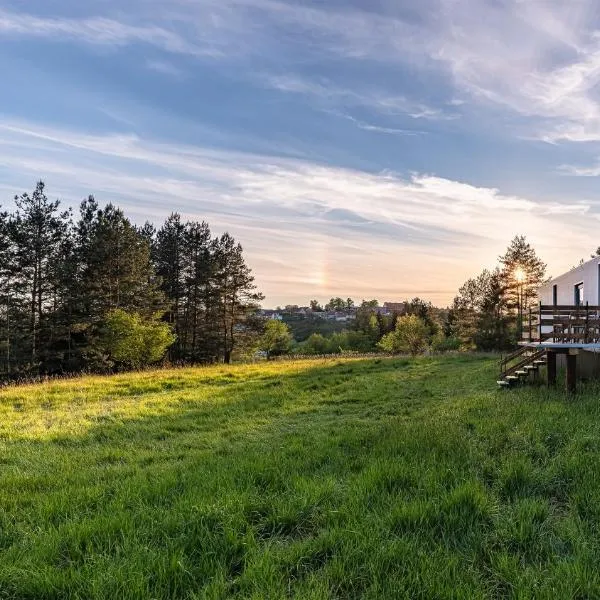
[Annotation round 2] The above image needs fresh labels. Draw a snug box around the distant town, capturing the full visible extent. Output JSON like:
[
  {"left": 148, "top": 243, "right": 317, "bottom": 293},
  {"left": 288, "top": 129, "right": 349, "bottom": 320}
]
[{"left": 261, "top": 301, "right": 407, "bottom": 324}]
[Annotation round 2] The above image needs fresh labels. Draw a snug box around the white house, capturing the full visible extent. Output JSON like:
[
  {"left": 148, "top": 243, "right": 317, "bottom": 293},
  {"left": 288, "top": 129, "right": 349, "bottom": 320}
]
[
  {"left": 500, "top": 256, "right": 600, "bottom": 391},
  {"left": 539, "top": 257, "right": 600, "bottom": 306}
]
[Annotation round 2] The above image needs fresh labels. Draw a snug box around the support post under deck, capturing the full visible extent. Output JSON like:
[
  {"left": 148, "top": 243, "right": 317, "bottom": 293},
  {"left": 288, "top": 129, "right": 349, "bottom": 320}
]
[
  {"left": 547, "top": 351, "right": 556, "bottom": 387},
  {"left": 566, "top": 351, "right": 578, "bottom": 394}
]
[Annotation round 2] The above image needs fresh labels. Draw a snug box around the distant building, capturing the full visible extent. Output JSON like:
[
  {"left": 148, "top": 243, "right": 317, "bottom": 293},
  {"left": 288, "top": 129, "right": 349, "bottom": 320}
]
[
  {"left": 383, "top": 302, "right": 407, "bottom": 314},
  {"left": 260, "top": 309, "right": 283, "bottom": 320}
]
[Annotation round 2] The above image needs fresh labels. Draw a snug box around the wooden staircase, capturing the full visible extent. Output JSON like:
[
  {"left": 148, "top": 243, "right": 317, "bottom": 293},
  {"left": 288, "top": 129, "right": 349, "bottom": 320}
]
[{"left": 497, "top": 346, "right": 547, "bottom": 388}]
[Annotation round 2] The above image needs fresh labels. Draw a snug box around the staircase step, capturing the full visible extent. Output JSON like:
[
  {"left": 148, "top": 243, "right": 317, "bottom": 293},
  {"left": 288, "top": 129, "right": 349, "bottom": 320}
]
[
  {"left": 497, "top": 380, "right": 511, "bottom": 387},
  {"left": 505, "top": 375, "right": 519, "bottom": 381},
  {"left": 524, "top": 365, "right": 538, "bottom": 371},
  {"left": 515, "top": 370, "right": 528, "bottom": 376},
  {"left": 533, "top": 360, "right": 547, "bottom": 365}
]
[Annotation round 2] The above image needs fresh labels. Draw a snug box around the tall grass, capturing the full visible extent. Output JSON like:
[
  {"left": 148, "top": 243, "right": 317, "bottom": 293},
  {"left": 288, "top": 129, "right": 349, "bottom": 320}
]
[{"left": 0, "top": 355, "right": 598, "bottom": 598}]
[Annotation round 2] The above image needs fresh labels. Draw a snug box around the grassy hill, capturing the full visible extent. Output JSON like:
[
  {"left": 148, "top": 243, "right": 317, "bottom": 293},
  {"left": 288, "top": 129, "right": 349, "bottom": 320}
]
[{"left": 1, "top": 355, "right": 600, "bottom": 598}]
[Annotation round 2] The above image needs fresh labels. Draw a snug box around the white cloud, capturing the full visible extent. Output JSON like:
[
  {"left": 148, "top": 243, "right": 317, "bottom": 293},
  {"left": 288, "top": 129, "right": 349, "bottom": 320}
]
[
  {"left": 0, "top": 9, "right": 218, "bottom": 57},
  {"left": 146, "top": 59, "right": 186, "bottom": 79},
  {"left": 5, "top": 1, "right": 600, "bottom": 142},
  {"left": 0, "top": 119, "right": 596, "bottom": 305},
  {"left": 264, "top": 74, "right": 457, "bottom": 122}
]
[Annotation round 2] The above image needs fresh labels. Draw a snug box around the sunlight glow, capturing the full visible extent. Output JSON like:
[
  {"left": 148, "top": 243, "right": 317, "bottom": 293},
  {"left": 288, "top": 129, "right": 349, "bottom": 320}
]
[{"left": 515, "top": 267, "right": 526, "bottom": 283}]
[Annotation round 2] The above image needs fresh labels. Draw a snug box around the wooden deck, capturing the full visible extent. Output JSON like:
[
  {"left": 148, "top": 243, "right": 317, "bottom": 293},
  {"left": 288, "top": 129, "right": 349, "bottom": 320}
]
[
  {"left": 497, "top": 304, "right": 600, "bottom": 393},
  {"left": 522, "top": 304, "right": 600, "bottom": 344}
]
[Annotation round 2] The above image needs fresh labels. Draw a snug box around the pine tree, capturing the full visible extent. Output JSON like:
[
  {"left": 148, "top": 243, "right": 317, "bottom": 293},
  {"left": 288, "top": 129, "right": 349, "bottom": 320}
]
[
  {"left": 72, "top": 199, "right": 166, "bottom": 367},
  {"left": 211, "top": 233, "right": 263, "bottom": 363},
  {"left": 499, "top": 235, "right": 547, "bottom": 314},
  {"left": 181, "top": 221, "right": 214, "bottom": 363},
  {"left": 9, "top": 182, "right": 71, "bottom": 372},
  {"left": 452, "top": 268, "right": 512, "bottom": 350},
  {"left": 155, "top": 214, "right": 186, "bottom": 361}
]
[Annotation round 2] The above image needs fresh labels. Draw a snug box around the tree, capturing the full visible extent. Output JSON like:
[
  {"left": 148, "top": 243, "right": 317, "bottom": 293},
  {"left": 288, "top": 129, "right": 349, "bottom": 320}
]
[
  {"left": 180, "top": 220, "right": 214, "bottom": 363},
  {"left": 98, "top": 309, "right": 175, "bottom": 370},
  {"left": 154, "top": 213, "right": 186, "bottom": 359},
  {"left": 301, "top": 333, "right": 331, "bottom": 354},
  {"left": 499, "top": 235, "right": 547, "bottom": 315},
  {"left": 9, "top": 181, "right": 71, "bottom": 371},
  {"left": 404, "top": 297, "right": 438, "bottom": 338},
  {"left": 309, "top": 299, "right": 323, "bottom": 312},
  {"left": 212, "top": 233, "right": 264, "bottom": 363},
  {"left": 75, "top": 199, "right": 165, "bottom": 320},
  {"left": 452, "top": 268, "right": 512, "bottom": 350},
  {"left": 72, "top": 199, "right": 167, "bottom": 368},
  {"left": 353, "top": 307, "right": 380, "bottom": 347},
  {"left": 325, "top": 297, "right": 346, "bottom": 311},
  {"left": 258, "top": 320, "right": 293, "bottom": 359},
  {"left": 378, "top": 315, "right": 429, "bottom": 356},
  {"left": 360, "top": 299, "right": 379, "bottom": 308}
]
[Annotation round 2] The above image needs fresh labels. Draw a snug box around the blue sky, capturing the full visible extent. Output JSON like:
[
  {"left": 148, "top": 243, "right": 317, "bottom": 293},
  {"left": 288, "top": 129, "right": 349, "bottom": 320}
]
[{"left": 2, "top": 0, "right": 600, "bottom": 306}]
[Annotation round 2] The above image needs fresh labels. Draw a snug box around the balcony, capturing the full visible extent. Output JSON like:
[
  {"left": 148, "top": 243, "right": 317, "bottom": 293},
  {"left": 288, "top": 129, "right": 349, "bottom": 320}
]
[{"left": 522, "top": 304, "right": 600, "bottom": 344}]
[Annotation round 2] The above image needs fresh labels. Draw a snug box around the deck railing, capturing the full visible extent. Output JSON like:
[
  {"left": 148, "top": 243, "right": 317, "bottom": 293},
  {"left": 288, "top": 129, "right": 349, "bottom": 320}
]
[{"left": 522, "top": 303, "right": 600, "bottom": 344}]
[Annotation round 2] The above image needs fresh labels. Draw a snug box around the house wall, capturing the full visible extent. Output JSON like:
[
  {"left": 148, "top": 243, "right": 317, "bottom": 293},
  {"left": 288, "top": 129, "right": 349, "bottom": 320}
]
[{"left": 539, "top": 259, "right": 600, "bottom": 306}]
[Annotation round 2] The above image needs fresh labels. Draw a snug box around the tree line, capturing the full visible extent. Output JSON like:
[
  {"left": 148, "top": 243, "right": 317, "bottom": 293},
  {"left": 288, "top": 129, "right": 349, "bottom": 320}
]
[
  {"left": 260, "top": 236, "right": 549, "bottom": 358},
  {"left": 259, "top": 297, "right": 451, "bottom": 357},
  {"left": 0, "top": 182, "right": 262, "bottom": 377}
]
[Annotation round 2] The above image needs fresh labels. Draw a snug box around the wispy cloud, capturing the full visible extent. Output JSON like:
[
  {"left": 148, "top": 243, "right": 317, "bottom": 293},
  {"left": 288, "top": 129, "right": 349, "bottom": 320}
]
[
  {"left": 0, "top": 9, "right": 219, "bottom": 57},
  {"left": 327, "top": 111, "right": 425, "bottom": 136},
  {"left": 5, "top": 1, "right": 600, "bottom": 143},
  {"left": 264, "top": 74, "right": 457, "bottom": 122},
  {"left": 145, "top": 59, "right": 186, "bottom": 79},
  {"left": 0, "top": 118, "right": 596, "bottom": 305}
]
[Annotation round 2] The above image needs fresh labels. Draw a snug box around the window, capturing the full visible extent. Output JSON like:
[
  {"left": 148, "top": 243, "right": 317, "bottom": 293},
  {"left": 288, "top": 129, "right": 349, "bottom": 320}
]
[
  {"left": 575, "top": 282, "right": 584, "bottom": 306},
  {"left": 552, "top": 284, "right": 557, "bottom": 306}
]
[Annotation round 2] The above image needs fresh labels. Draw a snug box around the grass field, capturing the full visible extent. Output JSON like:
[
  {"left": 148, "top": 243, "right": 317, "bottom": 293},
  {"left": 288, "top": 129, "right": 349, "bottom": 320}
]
[{"left": 1, "top": 355, "right": 600, "bottom": 598}]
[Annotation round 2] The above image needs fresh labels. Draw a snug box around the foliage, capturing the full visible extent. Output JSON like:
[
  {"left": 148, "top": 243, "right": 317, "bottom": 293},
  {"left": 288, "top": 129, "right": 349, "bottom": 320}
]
[
  {"left": 257, "top": 320, "right": 293, "bottom": 359},
  {"left": 283, "top": 315, "right": 347, "bottom": 342},
  {"left": 499, "top": 234, "right": 547, "bottom": 314},
  {"left": 0, "top": 184, "right": 263, "bottom": 377},
  {"left": 300, "top": 333, "right": 331, "bottom": 354},
  {"left": 404, "top": 297, "right": 439, "bottom": 337},
  {"left": 309, "top": 299, "right": 323, "bottom": 312},
  {"left": 378, "top": 315, "right": 429, "bottom": 356},
  {"left": 324, "top": 297, "right": 354, "bottom": 311},
  {"left": 98, "top": 309, "right": 175, "bottom": 369},
  {"left": 0, "top": 355, "right": 599, "bottom": 597},
  {"left": 450, "top": 236, "right": 547, "bottom": 351},
  {"left": 452, "top": 268, "right": 513, "bottom": 351},
  {"left": 430, "top": 331, "right": 461, "bottom": 352},
  {"left": 296, "top": 330, "right": 373, "bottom": 354}
]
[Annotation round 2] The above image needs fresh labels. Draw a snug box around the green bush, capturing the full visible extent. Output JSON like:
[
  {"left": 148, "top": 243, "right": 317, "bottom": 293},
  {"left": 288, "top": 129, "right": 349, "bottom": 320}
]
[
  {"left": 431, "top": 332, "right": 461, "bottom": 353},
  {"left": 257, "top": 320, "right": 293, "bottom": 359},
  {"left": 378, "top": 315, "right": 429, "bottom": 356},
  {"left": 99, "top": 309, "right": 176, "bottom": 369}
]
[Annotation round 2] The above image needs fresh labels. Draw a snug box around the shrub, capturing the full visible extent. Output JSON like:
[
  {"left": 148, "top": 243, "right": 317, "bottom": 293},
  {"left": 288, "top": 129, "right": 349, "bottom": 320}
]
[
  {"left": 431, "top": 332, "right": 461, "bottom": 353},
  {"left": 378, "top": 315, "right": 429, "bottom": 356},
  {"left": 98, "top": 309, "right": 175, "bottom": 369},
  {"left": 257, "top": 320, "right": 293, "bottom": 359}
]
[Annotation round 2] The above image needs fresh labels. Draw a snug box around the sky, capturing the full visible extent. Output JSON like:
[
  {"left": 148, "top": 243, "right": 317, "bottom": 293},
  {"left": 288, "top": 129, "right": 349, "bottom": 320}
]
[{"left": 2, "top": 1, "right": 600, "bottom": 307}]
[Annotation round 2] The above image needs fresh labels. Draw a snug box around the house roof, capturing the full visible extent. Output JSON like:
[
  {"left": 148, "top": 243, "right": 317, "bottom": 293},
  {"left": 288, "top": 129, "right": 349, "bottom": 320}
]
[{"left": 541, "top": 256, "right": 600, "bottom": 288}]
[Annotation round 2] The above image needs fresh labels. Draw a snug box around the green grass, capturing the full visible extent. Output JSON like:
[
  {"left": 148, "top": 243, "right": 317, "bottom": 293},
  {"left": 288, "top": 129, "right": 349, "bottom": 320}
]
[{"left": 1, "top": 355, "right": 600, "bottom": 598}]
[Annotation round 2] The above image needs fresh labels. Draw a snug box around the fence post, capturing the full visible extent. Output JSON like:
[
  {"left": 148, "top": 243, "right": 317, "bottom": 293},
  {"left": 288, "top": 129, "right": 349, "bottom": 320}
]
[
  {"left": 586, "top": 301, "right": 590, "bottom": 343},
  {"left": 538, "top": 301, "right": 542, "bottom": 341}
]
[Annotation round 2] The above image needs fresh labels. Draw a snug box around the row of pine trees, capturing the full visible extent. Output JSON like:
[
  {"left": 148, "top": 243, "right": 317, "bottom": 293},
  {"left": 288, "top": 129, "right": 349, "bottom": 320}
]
[{"left": 0, "top": 182, "right": 262, "bottom": 377}]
